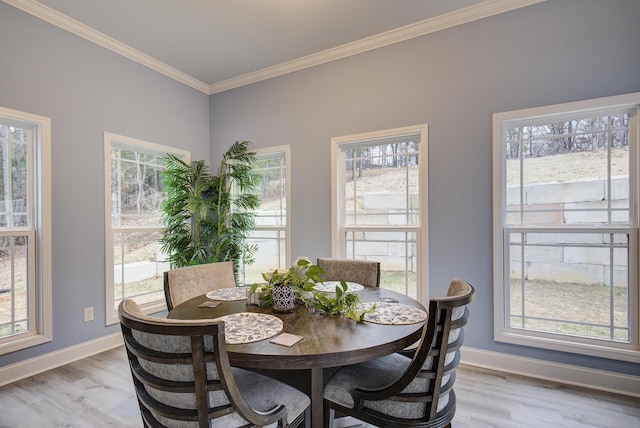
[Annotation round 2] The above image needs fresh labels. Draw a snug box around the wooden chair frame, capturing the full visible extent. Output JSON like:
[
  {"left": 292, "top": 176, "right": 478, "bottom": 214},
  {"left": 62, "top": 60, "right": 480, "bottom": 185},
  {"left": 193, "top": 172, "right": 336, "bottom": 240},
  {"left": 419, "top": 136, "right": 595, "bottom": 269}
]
[
  {"left": 119, "top": 300, "right": 307, "bottom": 427},
  {"left": 324, "top": 280, "right": 475, "bottom": 428}
]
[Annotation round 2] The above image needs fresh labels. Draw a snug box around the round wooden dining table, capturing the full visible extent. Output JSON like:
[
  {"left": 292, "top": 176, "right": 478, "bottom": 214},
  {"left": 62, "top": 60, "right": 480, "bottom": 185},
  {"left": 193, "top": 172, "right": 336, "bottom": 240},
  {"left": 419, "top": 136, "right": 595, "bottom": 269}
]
[{"left": 168, "top": 286, "right": 426, "bottom": 427}]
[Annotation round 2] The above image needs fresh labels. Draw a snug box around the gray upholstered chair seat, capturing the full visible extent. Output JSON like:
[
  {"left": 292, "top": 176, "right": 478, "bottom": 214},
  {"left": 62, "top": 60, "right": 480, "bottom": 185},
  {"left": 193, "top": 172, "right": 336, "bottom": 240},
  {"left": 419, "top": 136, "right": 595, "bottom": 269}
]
[
  {"left": 323, "top": 353, "right": 451, "bottom": 419},
  {"left": 323, "top": 353, "right": 408, "bottom": 408},
  {"left": 233, "top": 367, "right": 310, "bottom": 427},
  {"left": 152, "top": 367, "right": 310, "bottom": 427}
]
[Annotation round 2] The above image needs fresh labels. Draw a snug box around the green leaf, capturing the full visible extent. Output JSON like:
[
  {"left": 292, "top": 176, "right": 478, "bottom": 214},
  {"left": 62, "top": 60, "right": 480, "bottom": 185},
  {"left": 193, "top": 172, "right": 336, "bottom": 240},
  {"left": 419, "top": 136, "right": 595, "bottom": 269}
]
[{"left": 160, "top": 141, "right": 261, "bottom": 276}]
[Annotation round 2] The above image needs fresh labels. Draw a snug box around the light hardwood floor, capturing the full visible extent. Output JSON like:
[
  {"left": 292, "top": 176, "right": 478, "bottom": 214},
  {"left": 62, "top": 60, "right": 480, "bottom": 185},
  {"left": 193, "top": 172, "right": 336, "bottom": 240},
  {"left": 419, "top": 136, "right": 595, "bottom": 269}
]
[{"left": 0, "top": 346, "right": 638, "bottom": 427}]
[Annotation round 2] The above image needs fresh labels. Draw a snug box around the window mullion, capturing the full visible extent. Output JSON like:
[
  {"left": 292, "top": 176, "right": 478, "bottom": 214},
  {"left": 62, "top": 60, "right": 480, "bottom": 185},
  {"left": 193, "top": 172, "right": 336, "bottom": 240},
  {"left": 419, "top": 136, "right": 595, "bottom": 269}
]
[
  {"left": 6, "top": 131, "right": 12, "bottom": 227},
  {"left": 27, "top": 229, "right": 36, "bottom": 334},
  {"left": 607, "top": 117, "right": 613, "bottom": 224},
  {"left": 9, "top": 236, "right": 16, "bottom": 334}
]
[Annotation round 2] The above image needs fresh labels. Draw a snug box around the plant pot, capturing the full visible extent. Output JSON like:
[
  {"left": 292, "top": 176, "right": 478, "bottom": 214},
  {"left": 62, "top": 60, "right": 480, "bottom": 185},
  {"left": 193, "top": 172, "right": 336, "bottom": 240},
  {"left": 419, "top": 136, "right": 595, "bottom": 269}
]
[{"left": 272, "top": 284, "right": 296, "bottom": 313}]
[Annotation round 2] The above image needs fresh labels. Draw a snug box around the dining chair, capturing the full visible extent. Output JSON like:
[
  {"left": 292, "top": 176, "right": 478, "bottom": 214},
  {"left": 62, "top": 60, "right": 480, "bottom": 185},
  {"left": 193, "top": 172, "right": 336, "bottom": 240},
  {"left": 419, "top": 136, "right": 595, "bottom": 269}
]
[
  {"left": 316, "top": 258, "right": 381, "bottom": 288},
  {"left": 323, "top": 279, "right": 475, "bottom": 428},
  {"left": 119, "top": 299, "right": 311, "bottom": 428},
  {"left": 163, "top": 261, "right": 236, "bottom": 311}
]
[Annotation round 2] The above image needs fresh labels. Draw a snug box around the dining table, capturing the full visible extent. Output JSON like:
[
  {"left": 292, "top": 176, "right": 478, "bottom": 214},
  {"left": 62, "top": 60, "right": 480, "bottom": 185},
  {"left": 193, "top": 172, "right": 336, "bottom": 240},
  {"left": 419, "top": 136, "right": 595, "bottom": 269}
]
[{"left": 168, "top": 284, "right": 427, "bottom": 427}]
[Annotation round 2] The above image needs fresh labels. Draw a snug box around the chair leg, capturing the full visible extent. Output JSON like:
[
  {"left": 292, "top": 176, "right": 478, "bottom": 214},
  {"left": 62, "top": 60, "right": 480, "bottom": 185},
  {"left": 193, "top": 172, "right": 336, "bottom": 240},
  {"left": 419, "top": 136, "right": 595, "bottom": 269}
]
[
  {"left": 305, "top": 407, "right": 311, "bottom": 428},
  {"left": 324, "top": 402, "right": 335, "bottom": 428}
]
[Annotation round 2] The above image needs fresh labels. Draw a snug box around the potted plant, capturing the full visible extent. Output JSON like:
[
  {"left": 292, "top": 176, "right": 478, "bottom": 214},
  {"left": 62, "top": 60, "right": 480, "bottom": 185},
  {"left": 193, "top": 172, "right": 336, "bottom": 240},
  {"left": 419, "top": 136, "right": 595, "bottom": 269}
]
[
  {"left": 159, "top": 141, "right": 261, "bottom": 279},
  {"left": 250, "top": 257, "right": 323, "bottom": 310},
  {"left": 250, "top": 258, "right": 376, "bottom": 321}
]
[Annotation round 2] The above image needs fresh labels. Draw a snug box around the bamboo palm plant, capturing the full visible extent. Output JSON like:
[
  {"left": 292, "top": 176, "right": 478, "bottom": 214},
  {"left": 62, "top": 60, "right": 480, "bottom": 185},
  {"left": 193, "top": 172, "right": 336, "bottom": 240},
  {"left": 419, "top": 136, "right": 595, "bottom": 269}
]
[{"left": 159, "top": 141, "right": 261, "bottom": 277}]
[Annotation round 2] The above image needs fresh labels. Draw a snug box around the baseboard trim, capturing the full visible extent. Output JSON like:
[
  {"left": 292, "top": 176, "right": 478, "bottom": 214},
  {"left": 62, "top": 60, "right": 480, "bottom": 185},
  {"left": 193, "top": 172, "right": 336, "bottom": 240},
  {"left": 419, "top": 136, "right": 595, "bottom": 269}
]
[
  {"left": 460, "top": 346, "right": 640, "bottom": 398},
  {"left": 0, "top": 333, "right": 123, "bottom": 387}
]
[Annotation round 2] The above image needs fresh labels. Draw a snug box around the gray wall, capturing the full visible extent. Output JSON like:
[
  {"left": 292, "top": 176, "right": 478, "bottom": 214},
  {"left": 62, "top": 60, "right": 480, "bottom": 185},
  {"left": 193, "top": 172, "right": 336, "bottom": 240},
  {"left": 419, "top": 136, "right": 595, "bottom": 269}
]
[
  {"left": 209, "top": 0, "right": 640, "bottom": 376},
  {"left": 1, "top": 0, "right": 639, "bottom": 378},
  {"left": 0, "top": 3, "right": 210, "bottom": 366}
]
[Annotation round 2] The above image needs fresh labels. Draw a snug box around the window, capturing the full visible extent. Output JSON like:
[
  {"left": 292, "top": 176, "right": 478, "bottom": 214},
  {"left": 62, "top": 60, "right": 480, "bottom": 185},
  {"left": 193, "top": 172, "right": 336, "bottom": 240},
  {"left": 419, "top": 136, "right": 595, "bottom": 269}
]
[
  {"left": 493, "top": 93, "right": 640, "bottom": 362},
  {"left": 240, "top": 146, "right": 289, "bottom": 284},
  {"left": 0, "top": 107, "right": 51, "bottom": 355},
  {"left": 104, "top": 133, "right": 188, "bottom": 324},
  {"left": 332, "top": 125, "right": 428, "bottom": 301}
]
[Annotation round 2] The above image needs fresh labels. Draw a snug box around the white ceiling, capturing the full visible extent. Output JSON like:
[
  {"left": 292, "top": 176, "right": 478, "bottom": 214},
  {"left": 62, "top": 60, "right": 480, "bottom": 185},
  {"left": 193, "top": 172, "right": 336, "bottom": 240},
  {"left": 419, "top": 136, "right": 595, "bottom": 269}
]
[{"left": 5, "top": 0, "right": 544, "bottom": 94}]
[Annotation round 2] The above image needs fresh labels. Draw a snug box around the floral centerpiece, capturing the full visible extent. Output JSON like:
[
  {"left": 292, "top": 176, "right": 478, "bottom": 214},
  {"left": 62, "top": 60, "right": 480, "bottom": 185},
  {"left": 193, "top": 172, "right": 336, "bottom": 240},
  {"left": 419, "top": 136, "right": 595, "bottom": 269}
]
[{"left": 250, "top": 257, "right": 375, "bottom": 321}]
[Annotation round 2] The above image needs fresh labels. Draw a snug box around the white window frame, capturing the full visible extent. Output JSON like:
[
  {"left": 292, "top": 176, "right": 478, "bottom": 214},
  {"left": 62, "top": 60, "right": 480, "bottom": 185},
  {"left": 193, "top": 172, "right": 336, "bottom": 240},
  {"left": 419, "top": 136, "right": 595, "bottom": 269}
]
[
  {"left": 331, "top": 125, "right": 428, "bottom": 303},
  {"left": 0, "top": 107, "right": 52, "bottom": 355},
  {"left": 240, "top": 145, "right": 290, "bottom": 283},
  {"left": 492, "top": 92, "right": 640, "bottom": 363},
  {"left": 104, "top": 132, "right": 189, "bottom": 325}
]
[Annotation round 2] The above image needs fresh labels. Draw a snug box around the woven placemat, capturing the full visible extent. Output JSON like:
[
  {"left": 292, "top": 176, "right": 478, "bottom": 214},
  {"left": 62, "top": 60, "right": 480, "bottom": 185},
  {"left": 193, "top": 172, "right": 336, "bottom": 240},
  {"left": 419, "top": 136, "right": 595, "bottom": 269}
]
[
  {"left": 361, "top": 302, "right": 427, "bottom": 325},
  {"left": 313, "top": 281, "right": 364, "bottom": 293},
  {"left": 206, "top": 287, "right": 247, "bottom": 301},
  {"left": 215, "top": 312, "right": 283, "bottom": 344}
]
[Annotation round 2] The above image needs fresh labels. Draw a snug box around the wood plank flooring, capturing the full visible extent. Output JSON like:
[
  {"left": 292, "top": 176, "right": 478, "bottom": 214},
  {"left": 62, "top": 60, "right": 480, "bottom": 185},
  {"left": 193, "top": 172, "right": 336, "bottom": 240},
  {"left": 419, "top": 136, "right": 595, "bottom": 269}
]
[{"left": 0, "top": 346, "right": 638, "bottom": 427}]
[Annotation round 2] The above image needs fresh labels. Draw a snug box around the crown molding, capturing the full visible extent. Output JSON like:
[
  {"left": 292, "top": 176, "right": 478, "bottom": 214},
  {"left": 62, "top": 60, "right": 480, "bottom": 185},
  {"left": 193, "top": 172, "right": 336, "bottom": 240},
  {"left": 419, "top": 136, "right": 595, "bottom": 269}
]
[
  {"left": 207, "top": 0, "right": 546, "bottom": 94},
  {"left": 3, "top": 0, "right": 545, "bottom": 96},
  {"left": 2, "top": 0, "right": 210, "bottom": 94}
]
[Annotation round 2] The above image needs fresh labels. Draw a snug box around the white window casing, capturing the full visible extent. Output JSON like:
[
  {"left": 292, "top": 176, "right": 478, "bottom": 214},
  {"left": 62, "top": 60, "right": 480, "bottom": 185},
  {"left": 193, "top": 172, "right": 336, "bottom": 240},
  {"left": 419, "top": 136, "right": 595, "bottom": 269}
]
[
  {"left": 0, "top": 107, "right": 51, "bottom": 355},
  {"left": 240, "top": 145, "right": 290, "bottom": 284},
  {"left": 331, "top": 125, "right": 428, "bottom": 303},
  {"left": 492, "top": 92, "right": 640, "bottom": 363},
  {"left": 104, "top": 132, "right": 189, "bottom": 324}
]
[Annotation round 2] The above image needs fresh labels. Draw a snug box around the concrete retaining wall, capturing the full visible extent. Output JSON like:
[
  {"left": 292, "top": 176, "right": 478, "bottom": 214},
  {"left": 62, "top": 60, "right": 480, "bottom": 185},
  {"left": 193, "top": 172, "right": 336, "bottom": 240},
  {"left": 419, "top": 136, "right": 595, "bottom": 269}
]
[
  {"left": 240, "top": 178, "right": 628, "bottom": 286},
  {"left": 508, "top": 176, "right": 629, "bottom": 286},
  {"left": 115, "top": 245, "right": 170, "bottom": 284}
]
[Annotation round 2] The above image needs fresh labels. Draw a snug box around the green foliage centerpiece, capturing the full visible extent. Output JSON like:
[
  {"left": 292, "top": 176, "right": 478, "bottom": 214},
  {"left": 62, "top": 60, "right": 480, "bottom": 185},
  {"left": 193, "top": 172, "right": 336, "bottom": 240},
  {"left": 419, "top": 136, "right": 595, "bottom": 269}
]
[
  {"left": 312, "top": 281, "right": 375, "bottom": 322},
  {"left": 250, "top": 258, "right": 375, "bottom": 321},
  {"left": 250, "top": 257, "right": 322, "bottom": 308}
]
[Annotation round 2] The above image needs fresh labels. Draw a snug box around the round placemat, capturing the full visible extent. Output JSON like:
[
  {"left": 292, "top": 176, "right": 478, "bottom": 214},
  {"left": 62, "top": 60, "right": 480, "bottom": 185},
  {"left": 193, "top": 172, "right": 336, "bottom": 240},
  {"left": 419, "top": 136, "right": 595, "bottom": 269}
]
[
  {"left": 206, "top": 287, "right": 247, "bottom": 301},
  {"left": 215, "top": 312, "right": 283, "bottom": 344},
  {"left": 362, "top": 302, "right": 427, "bottom": 325},
  {"left": 313, "top": 281, "right": 364, "bottom": 293}
]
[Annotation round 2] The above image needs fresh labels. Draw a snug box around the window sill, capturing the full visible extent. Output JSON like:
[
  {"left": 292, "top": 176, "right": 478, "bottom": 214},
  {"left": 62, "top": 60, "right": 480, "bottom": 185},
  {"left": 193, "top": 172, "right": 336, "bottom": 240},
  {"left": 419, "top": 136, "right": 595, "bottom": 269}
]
[{"left": 0, "top": 332, "right": 52, "bottom": 356}]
